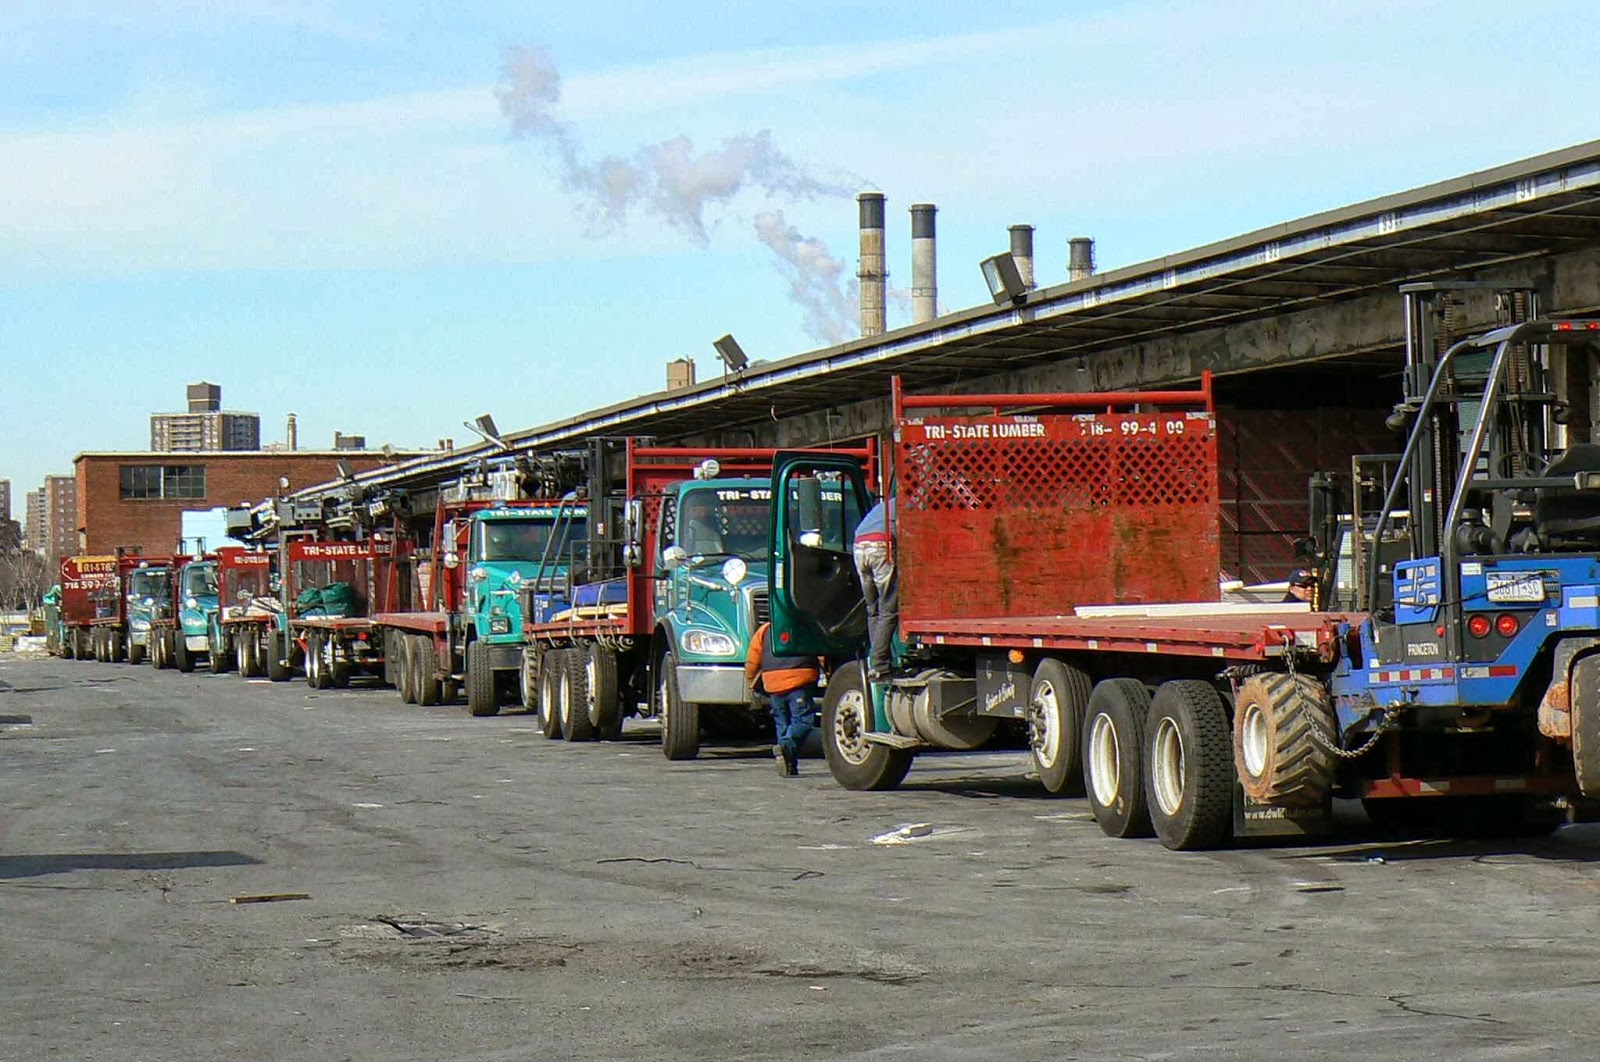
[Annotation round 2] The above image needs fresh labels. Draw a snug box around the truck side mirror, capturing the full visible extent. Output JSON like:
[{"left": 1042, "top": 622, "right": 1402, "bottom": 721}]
[{"left": 443, "top": 552, "right": 460, "bottom": 569}]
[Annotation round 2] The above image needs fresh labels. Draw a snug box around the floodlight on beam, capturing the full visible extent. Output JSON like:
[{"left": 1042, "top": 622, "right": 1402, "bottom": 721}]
[
  {"left": 980, "top": 253, "right": 1028, "bottom": 306},
  {"left": 463, "top": 413, "right": 514, "bottom": 451},
  {"left": 335, "top": 459, "right": 356, "bottom": 481},
  {"left": 713, "top": 334, "right": 749, "bottom": 372}
]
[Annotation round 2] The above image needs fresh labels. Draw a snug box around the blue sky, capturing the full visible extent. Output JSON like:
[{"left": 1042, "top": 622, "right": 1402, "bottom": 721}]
[{"left": 3, "top": 0, "right": 1598, "bottom": 501}]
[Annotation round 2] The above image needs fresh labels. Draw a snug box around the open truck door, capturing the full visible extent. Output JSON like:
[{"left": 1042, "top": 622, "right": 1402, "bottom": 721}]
[{"left": 768, "top": 451, "right": 872, "bottom": 656}]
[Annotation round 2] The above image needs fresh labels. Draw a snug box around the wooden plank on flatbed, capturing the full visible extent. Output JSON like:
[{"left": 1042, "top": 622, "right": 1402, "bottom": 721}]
[{"left": 371, "top": 611, "right": 449, "bottom": 635}]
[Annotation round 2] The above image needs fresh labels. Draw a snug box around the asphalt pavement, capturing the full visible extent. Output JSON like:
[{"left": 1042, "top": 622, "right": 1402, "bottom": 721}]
[{"left": 5, "top": 654, "right": 1600, "bottom": 1061}]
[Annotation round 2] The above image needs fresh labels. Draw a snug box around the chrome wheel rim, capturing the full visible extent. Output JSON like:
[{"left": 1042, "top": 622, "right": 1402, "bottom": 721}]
[
  {"left": 1089, "top": 713, "right": 1121, "bottom": 807},
  {"left": 1151, "top": 716, "right": 1186, "bottom": 816},
  {"left": 833, "top": 688, "right": 872, "bottom": 766},
  {"left": 1029, "top": 683, "right": 1060, "bottom": 768}
]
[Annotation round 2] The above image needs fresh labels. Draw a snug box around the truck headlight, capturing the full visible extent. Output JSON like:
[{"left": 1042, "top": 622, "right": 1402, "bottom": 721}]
[
  {"left": 681, "top": 629, "right": 737, "bottom": 656},
  {"left": 185, "top": 597, "right": 198, "bottom": 610}
]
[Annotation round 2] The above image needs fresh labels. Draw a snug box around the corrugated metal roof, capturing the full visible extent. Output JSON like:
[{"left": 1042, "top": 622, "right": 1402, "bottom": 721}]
[{"left": 305, "top": 138, "right": 1600, "bottom": 498}]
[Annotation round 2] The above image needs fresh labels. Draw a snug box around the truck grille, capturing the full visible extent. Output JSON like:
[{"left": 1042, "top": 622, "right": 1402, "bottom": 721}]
[{"left": 748, "top": 587, "right": 770, "bottom": 629}]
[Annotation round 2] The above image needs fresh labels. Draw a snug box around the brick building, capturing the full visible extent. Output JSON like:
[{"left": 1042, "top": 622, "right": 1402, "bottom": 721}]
[{"left": 72, "top": 450, "right": 427, "bottom": 556}]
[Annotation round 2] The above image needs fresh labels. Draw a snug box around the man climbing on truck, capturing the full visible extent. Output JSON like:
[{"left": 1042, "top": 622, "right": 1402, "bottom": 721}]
[{"left": 853, "top": 495, "right": 895, "bottom": 679}]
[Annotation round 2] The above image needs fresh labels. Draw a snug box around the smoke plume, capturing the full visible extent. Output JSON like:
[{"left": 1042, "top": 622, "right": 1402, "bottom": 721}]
[
  {"left": 497, "top": 45, "right": 854, "bottom": 245},
  {"left": 753, "top": 210, "right": 857, "bottom": 345},
  {"left": 497, "top": 45, "right": 867, "bottom": 342}
]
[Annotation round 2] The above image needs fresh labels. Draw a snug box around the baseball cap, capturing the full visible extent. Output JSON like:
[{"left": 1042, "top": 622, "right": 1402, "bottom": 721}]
[{"left": 1288, "top": 567, "right": 1316, "bottom": 587}]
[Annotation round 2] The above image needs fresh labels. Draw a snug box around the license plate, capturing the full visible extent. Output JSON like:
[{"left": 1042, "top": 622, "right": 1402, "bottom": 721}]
[{"left": 1485, "top": 571, "right": 1545, "bottom": 604}]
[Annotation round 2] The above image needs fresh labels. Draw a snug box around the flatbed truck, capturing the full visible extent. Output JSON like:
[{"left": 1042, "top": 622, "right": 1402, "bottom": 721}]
[{"left": 769, "top": 315, "right": 1600, "bottom": 849}]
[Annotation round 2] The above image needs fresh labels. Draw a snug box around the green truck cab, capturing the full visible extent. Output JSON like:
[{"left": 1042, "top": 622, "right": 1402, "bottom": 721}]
[
  {"left": 650, "top": 478, "right": 775, "bottom": 749},
  {"left": 172, "top": 558, "right": 219, "bottom": 672}
]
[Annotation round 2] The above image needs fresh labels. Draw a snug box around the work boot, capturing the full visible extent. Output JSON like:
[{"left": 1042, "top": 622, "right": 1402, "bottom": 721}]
[{"left": 774, "top": 743, "right": 798, "bottom": 777}]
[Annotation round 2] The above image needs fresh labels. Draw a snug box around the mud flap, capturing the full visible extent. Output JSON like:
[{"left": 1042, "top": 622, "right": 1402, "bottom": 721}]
[{"left": 1233, "top": 785, "right": 1333, "bottom": 839}]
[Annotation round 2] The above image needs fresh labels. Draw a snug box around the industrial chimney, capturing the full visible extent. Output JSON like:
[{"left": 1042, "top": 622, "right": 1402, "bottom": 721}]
[
  {"left": 1069, "top": 237, "right": 1097, "bottom": 281},
  {"left": 910, "top": 203, "right": 937, "bottom": 324},
  {"left": 1009, "top": 225, "right": 1036, "bottom": 290},
  {"left": 857, "top": 192, "right": 887, "bottom": 337},
  {"left": 666, "top": 358, "right": 696, "bottom": 392},
  {"left": 286, "top": 412, "right": 298, "bottom": 451}
]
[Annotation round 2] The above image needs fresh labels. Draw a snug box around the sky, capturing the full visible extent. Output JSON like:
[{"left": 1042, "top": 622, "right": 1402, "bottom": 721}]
[{"left": 3, "top": 0, "right": 1598, "bottom": 502}]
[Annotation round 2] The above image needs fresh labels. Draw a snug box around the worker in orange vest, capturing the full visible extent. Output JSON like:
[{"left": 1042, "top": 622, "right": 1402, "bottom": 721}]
[{"left": 745, "top": 621, "right": 821, "bottom": 777}]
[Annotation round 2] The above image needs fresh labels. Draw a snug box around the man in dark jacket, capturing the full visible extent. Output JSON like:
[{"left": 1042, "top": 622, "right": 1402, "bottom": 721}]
[{"left": 746, "top": 621, "right": 821, "bottom": 776}]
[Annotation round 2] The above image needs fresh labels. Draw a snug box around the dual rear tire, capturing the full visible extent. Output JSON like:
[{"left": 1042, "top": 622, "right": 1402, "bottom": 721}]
[{"left": 1082, "top": 678, "right": 1235, "bottom": 851}]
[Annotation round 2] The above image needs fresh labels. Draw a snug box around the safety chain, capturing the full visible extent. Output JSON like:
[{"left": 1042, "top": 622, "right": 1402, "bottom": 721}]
[{"left": 1311, "top": 702, "right": 1404, "bottom": 761}]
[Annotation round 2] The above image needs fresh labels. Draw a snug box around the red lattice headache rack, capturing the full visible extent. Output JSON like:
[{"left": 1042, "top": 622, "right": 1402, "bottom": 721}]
[{"left": 891, "top": 374, "right": 1220, "bottom": 626}]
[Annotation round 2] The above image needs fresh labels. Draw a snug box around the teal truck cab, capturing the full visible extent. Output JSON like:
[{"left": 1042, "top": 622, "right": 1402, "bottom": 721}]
[
  {"left": 124, "top": 561, "right": 173, "bottom": 665},
  {"left": 522, "top": 442, "right": 874, "bottom": 758},
  {"left": 377, "top": 494, "right": 583, "bottom": 716},
  {"left": 170, "top": 557, "right": 219, "bottom": 672}
]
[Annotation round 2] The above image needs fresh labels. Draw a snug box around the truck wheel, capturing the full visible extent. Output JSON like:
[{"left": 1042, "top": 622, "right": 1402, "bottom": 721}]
[
  {"left": 658, "top": 651, "right": 700, "bottom": 761},
  {"left": 1082, "top": 679, "right": 1154, "bottom": 839},
  {"left": 112, "top": 632, "right": 127, "bottom": 663},
  {"left": 306, "top": 633, "right": 331, "bottom": 689},
  {"left": 540, "top": 651, "right": 565, "bottom": 739},
  {"left": 820, "top": 662, "right": 912, "bottom": 790},
  {"left": 414, "top": 636, "right": 442, "bottom": 706},
  {"left": 267, "top": 633, "right": 292, "bottom": 682},
  {"left": 246, "top": 632, "right": 266, "bottom": 677},
  {"left": 209, "top": 635, "right": 231, "bottom": 674},
  {"left": 465, "top": 639, "right": 499, "bottom": 717},
  {"left": 1571, "top": 653, "right": 1600, "bottom": 797},
  {"left": 519, "top": 649, "right": 540, "bottom": 712},
  {"left": 174, "top": 631, "right": 195, "bottom": 673},
  {"left": 395, "top": 635, "right": 416, "bottom": 703},
  {"left": 586, "top": 645, "right": 620, "bottom": 732},
  {"left": 78, "top": 628, "right": 94, "bottom": 661},
  {"left": 1233, "top": 672, "right": 1336, "bottom": 808},
  {"left": 562, "top": 651, "right": 597, "bottom": 741},
  {"left": 1145, "top": 680, "right": 1235, "bottom": 851},
  {"left": 1029, "top": 658, "right": 1091, "bottom": 795},
  {"left": 151, "top": 631, "right": 165, "bottom": 668},
  {"left": 329, "top": 638, "right": 351, "bottom": 689},
  {"left": 127, "top": 637, "right": 145, "bottom": 667}
]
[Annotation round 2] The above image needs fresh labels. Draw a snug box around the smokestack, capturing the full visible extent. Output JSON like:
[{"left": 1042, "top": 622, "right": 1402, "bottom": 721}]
[
  {"left": 286, "top": 413, "right": 298, "bottom": 451},
  {"left": 857, "top": 192, "right": 886, "bottom": 337},
  {"left": 910, "top": 203, "right": 937, "bottom": 324},
  {"left": 1009, "top": 225, "right": 1036, "bottom": 290},
  {"left": 666, "top": 358, "right": 696, "bottom": 391},
  {"left": 1068, "top": 237, "right": 1096, "bottom": 282}
]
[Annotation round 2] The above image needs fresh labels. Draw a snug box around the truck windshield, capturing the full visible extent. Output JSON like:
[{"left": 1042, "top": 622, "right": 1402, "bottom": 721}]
[
  {"left": 129, "top": 570, "right": 169, "bottom": 600},
  {"left": 477, "top": 519, "right": 572, "bottom": 563},
  {"left": 183, "top": 566, "right": 218, "bottom": 598},
  {"left": 675, "top": 486, "right": 772, "bottom": 559}
]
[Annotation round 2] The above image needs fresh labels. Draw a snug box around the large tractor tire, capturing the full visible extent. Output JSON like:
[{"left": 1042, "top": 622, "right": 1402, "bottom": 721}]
[
  {"left": 561, "top": 651, "right": 597, "bottom": 742},
  {"left": 658, "top": 651, "right": 701, "bottom": 761},
  {"left": 209, "top": 635, "right": 231, "bottom": 674},
  {"left": 539, "top": 651, "right": 565, "bottom": 739},
  {"left": 465, "top": 639, "right": 499, "bottom": 717},
  {"left": 151, "top": 631, "right": 167, "bottom": 669},
  {"left": 126, "top": 636, "right": 145, "bottom": 667},
  {"left": 585, "top": 644, "right": 620, "bottom": 734},
  {"left": 1571, "top": 653, "right": 1600, "bottom": 797},
  {"left": 1145, "top": 680, "right": 1235, "bottom": 851},
  {"left": 1233, "top": 672, "right": 1337, "bottom": 808},
  {"left": 306, "top": 632, "right": 331, "bottom": 689},
  {"left": 1028, "top": 657, "right": 1092, "bottom": 795},
  {"left": 1082, "top": 678, "right": 1154, "bottom": 839},
  {"left": 819, "top": 662, "right": 912, "bottom": 790},
  {"left": 413, "top": 635, "right": 442, "bottom": 707}
]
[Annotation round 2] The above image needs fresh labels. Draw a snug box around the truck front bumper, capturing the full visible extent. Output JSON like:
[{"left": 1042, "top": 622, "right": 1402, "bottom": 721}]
[
  {"left": 485, "top": 643, "right": 522, "bottom": 671},
  {"left": 676, "top": 664, "right": 750, "bottom": 705},
  {"left": 185, "top": 635, "right": 209, "bottom": 652}
]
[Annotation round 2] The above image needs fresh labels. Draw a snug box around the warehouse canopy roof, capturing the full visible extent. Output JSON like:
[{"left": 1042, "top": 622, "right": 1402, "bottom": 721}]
[{"left": 309, "top": 139, "right": 1600, "bottom": 498}]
